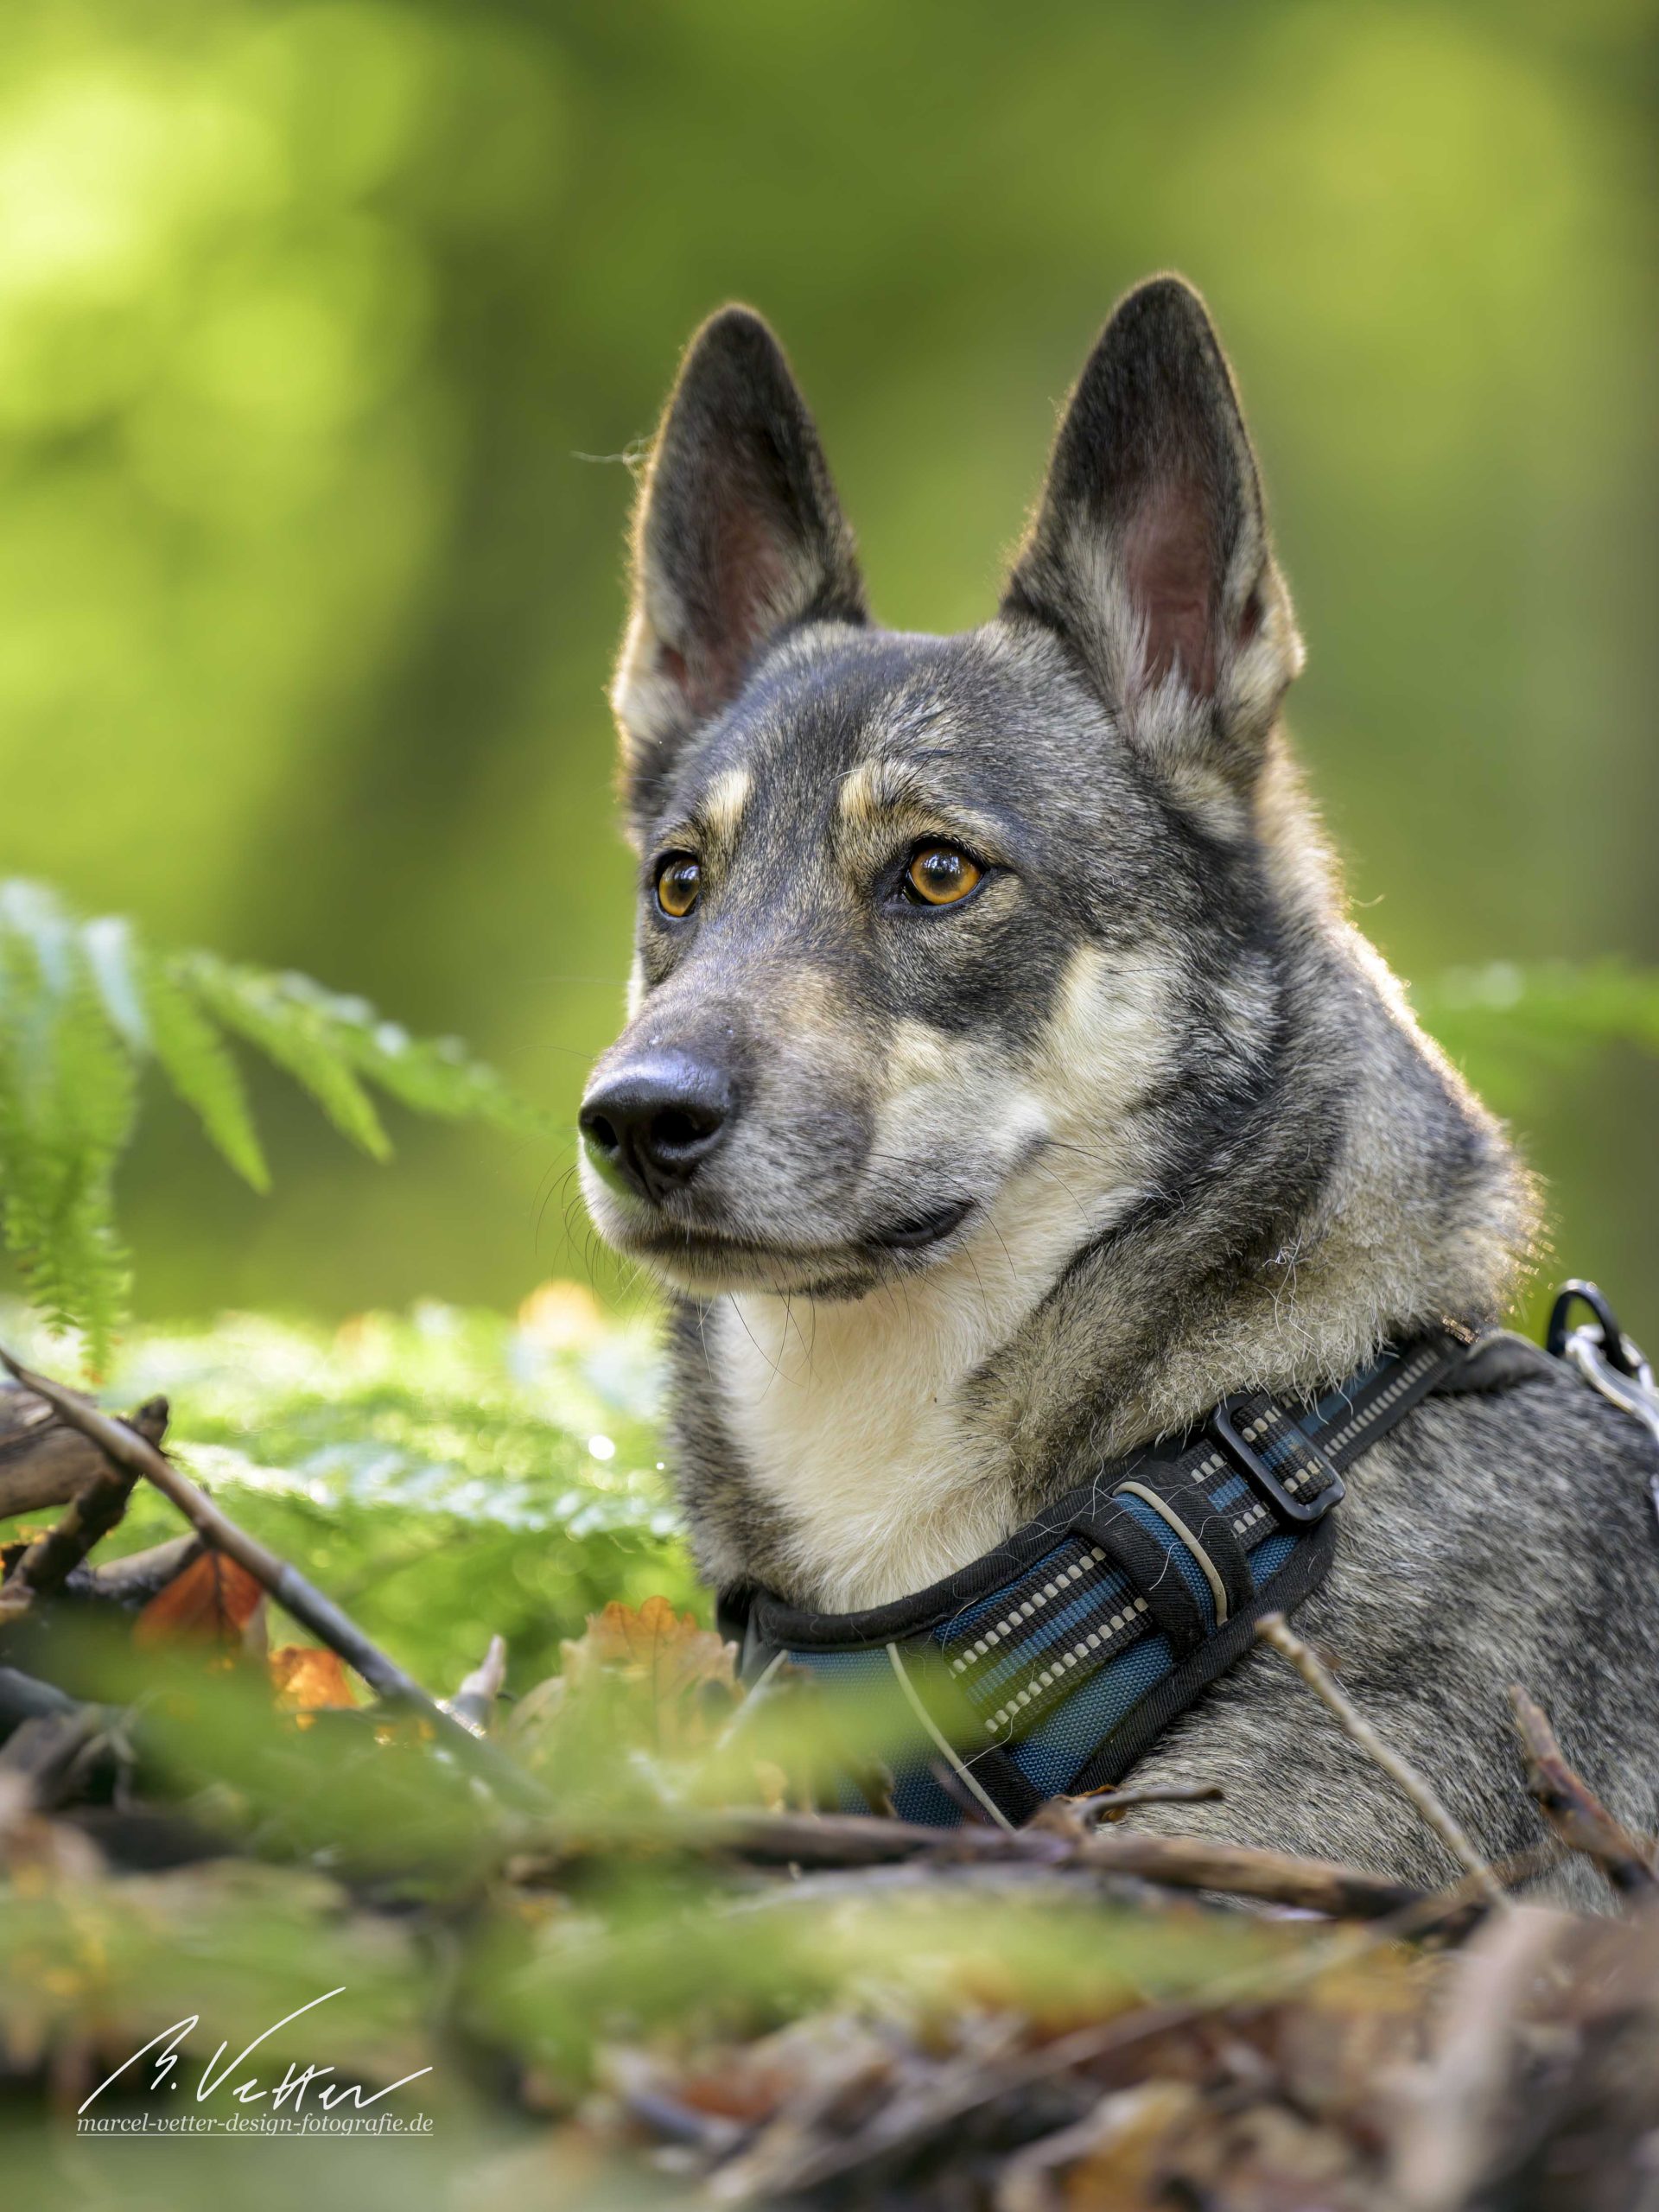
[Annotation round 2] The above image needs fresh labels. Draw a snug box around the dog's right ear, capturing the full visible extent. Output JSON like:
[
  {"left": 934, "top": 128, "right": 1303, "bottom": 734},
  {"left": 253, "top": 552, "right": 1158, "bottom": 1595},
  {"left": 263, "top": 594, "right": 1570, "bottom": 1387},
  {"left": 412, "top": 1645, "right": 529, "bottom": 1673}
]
[{"left": 611, "top": 308, "right": 867, "bottom": 836}]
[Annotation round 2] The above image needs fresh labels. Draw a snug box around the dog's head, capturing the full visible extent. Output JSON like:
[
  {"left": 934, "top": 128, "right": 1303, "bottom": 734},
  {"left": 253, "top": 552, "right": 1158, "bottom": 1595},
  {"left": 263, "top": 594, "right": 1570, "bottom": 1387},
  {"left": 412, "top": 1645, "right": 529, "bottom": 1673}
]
[{"left": 580, "top": 277, "right": 1306, "bottom": 1300}]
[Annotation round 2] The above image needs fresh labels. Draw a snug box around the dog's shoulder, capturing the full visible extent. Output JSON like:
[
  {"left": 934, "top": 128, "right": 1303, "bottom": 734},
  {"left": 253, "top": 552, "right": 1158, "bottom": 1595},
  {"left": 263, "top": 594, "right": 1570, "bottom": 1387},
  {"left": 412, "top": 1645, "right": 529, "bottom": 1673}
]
[
  {"left": 1386, "top": 1341, "right": 1659, "bottom": 1539},
  {"left": 1117, "top": 1355, "right": 1659, "bottom": 1894},
  {"left": 1337, "top": 1344, "right": 1659, "bottom": 1667}
]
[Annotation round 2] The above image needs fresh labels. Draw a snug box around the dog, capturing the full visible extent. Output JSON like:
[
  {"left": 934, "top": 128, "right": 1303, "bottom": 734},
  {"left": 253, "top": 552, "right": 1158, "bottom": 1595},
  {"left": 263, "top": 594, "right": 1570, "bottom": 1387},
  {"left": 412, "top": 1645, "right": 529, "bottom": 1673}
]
[{"left": 579, "top": 276, "right": 1659, "bottom": 1896}]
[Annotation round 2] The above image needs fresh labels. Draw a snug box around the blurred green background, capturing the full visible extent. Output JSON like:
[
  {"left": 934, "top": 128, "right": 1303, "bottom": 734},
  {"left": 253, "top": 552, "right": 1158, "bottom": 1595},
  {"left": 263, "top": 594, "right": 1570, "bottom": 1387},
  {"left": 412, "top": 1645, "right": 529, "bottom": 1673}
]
[{"left": 0, "top": 0, "right": 1654, "bottom": 1334}]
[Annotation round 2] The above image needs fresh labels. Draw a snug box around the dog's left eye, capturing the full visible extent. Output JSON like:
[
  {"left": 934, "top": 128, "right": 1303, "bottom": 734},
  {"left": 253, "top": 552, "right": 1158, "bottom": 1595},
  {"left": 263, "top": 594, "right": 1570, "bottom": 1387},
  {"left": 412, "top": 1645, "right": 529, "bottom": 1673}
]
[{"left": 903, "top": 843, "right": 982, "bottom": 907}]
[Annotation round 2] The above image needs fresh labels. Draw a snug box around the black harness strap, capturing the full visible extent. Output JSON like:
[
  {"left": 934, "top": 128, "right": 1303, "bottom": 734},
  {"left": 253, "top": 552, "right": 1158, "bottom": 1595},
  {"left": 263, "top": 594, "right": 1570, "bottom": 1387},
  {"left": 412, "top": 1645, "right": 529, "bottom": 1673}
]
[{"left": 727, "top": 1326, "right": 1483, "bottom": 1827}]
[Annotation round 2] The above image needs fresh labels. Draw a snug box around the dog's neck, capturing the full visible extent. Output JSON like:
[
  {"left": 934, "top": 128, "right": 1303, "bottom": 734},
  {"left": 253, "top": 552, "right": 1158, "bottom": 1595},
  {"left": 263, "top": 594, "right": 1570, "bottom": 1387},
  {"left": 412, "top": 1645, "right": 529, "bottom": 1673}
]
[
  {"left": 709, "top": 1141, "right": 1131, "bottom": 1611},
  {"left": 674, "top": 792, "right": 1534, "bottom": 1614}
]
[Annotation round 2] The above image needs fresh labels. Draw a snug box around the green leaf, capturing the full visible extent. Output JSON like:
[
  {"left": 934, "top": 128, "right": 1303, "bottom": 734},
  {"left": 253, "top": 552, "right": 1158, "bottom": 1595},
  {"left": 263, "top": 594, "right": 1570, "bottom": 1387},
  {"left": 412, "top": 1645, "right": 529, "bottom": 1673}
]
[
  {"left": 142, "top": 955, "right": 270, "bottom": 1192},
  {"left": 223, "top": 967, "right": 556, "bottom": 1141},
  {"left": 168, "top": 950, "right": 393, "bottom": 1160},
  {"left": 0, "top": 886, "right": 136, "bottom": 1371},
  {"left": 0, "top": 878, "right": 555, "bottom": 1364},
  {"left": 80, "top": 913, "right": 149, "bottom": 1052}
]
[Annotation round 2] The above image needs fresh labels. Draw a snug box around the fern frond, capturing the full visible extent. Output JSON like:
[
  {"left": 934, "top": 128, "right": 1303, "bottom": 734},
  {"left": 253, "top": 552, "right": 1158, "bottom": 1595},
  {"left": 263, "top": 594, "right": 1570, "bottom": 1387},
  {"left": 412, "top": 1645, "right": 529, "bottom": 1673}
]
[
  {"left": 79, "top": 912, "right": 270, "bottom": 1188},
  {"left": 0, "top": 879, "right": 556, "bottom": 1366},
  {"left": 143, "top": 957, "right": 270, "bottom": 1192},
  {"left": 0, "top": 885, "right": 136, "bottom": 1371},
  {"left": 81, "top": 913, "right": 149, "bottom": 1052},
  {"left": 243, "top": 969, "right": 550, "bottom": 1138},
  {"left": 168, "top": 952, "right": 393, "bottom": 1160}
]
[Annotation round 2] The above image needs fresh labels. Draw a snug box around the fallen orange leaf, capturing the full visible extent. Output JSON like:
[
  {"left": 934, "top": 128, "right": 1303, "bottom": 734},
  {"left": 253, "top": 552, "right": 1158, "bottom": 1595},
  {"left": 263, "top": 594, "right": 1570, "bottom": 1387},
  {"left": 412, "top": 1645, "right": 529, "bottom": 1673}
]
[
  {"left": 568, "top": 1594, "right": 735, "bottom": 1705},
  {"left": 505, "top": 1595, "right": 739, "bottom": 1764},
  {"left": 134, "top": 1551, "right": 267, "bottom": 1651},
  {"left": 270, "top": 1644, "right": 358, "bottom": 1712}
]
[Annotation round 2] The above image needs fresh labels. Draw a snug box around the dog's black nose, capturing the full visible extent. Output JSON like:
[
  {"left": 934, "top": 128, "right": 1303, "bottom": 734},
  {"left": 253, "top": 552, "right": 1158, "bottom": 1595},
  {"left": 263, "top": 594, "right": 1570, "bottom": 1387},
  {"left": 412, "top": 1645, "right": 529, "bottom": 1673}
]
[{"left": 579, "top": 1053, "right": 735, "bottom": 1202}]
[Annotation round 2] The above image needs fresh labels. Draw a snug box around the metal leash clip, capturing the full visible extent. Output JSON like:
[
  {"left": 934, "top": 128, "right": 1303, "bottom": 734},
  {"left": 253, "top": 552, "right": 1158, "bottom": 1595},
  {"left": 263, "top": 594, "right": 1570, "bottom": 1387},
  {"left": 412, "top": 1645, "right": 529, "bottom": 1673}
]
[{"left": 1547, "top": 1281, "right": 1659, "bottom": 1529}]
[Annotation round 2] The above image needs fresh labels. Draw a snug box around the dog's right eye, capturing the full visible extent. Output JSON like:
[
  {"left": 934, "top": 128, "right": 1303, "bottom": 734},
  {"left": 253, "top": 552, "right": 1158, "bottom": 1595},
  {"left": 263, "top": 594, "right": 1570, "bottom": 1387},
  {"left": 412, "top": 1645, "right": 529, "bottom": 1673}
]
[
  {"left": 654, "top": 855, "right": 702, "bottom": 918},
  {"left": 903, "top": 843, "right": 982, "bottom": 907}
]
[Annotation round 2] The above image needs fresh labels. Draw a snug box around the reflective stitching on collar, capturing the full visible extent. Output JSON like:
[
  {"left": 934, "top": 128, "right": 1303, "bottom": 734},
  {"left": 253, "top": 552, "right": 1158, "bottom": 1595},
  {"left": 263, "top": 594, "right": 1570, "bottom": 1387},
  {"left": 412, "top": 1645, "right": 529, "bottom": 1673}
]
[
  {"left": 982, "top": 1594, "right": 1150, "bottom": 1734},
  {"left": 948, "top": 1544, "right": 1108, "bottom": 1674}
]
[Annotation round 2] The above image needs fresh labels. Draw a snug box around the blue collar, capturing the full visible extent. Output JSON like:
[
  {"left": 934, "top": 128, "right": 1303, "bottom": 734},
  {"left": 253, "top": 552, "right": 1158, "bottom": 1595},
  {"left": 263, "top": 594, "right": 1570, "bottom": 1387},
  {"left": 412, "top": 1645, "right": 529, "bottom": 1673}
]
[{"left": 724, "top": 1330, "right": 1469, "bottom": 1829}]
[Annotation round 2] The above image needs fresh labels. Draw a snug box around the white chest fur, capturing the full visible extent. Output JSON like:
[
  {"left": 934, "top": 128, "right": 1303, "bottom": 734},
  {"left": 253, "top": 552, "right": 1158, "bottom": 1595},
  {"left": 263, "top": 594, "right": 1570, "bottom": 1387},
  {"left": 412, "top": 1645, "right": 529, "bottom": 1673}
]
[{"left": 712, "top": 1160, "right": 1129, "bottom": 1610}]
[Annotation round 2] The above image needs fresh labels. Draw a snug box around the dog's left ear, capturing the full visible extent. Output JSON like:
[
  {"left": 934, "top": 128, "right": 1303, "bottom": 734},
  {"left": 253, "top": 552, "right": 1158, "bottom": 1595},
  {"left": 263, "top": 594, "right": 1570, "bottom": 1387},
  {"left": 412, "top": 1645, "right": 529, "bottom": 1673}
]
[
  {"left": 1003, "top": 276, "right": 1302, "bottom": 789},
  {"left": 612, "top": 307, "right": 867, "bottom": 835}
]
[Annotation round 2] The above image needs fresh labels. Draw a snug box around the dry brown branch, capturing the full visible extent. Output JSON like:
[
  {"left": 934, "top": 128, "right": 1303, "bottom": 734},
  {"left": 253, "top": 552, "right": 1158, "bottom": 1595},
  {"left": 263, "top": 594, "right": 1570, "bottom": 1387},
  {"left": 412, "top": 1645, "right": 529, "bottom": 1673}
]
[
  {"left": 0, "top": 1702, "right": 113, "bottom": 1802},
  {"left": 1510, "top": 1685, "right": 1657, "bottom": 1900},
  {"left": 1071, "top": 1779, "right": 1224, "bottom": 1821},
  {"left": 1257, "top": 1611, "right": 1509, "bottom": 1911},
  {"left": 669, "top": 1808, "right": 1427, "bottom": 1919},
  {"left": 1077, "top": 1826, "right": 1424, "bottom": 1916},
  {"left": 2, "top": 1396, "right": 168, "bottom": 1600},
  {"left": 0, "top": 1344, "right": 550, "bottom": 1811},
  {"left": 0, "top": 1664, "right": 80, "bottom": 1735}
]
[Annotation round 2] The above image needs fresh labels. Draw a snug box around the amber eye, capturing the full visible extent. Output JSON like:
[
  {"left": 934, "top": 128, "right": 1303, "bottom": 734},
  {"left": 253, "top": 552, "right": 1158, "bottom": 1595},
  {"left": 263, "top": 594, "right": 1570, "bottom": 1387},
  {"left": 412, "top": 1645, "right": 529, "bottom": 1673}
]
[
  {"left": 904, "top": 843, "right": 982, "bottom": 907},
  {"left": 654, "top": 855, "right": 702, "bottom": 918}
]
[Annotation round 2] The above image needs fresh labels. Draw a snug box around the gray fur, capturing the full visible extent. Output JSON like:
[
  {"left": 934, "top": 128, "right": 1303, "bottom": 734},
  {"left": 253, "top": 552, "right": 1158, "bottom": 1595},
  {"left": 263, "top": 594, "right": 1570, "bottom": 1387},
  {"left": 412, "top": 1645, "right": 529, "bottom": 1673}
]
[
  {"left": 1127, "top": 1358, "right": 1659, "bottom": 1910},
  {"left": 582, "top": 276, "right": 1659, "bottom": 1891}
]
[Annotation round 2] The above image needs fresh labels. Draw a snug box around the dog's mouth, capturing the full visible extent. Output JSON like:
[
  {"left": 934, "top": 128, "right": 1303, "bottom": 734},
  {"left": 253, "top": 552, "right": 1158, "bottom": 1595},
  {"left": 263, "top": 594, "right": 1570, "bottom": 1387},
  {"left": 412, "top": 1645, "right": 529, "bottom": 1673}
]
[
  {"left": 607, "top": 1195, "right": 976, "bottom": 1294},
  {"left": 867, "top": 1198, "right": 972, "bottom": 1250}
]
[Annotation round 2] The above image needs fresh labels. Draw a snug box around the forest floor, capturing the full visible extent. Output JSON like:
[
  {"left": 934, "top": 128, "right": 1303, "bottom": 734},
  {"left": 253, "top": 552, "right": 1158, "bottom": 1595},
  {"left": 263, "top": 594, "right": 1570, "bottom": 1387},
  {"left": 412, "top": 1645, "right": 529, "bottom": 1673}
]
[{"left": 1, "top": 1298, "right": 1656, "bottom": 2212}]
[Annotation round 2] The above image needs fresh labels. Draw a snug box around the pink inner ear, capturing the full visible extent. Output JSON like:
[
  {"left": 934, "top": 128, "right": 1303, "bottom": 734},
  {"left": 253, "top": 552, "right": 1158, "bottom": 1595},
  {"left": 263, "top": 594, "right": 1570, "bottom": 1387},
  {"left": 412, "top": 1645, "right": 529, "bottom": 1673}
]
[
  {"left": 1123, "top": 480, "right": 1217, "bottom": 696},
  {"left": 673, "top": 494, "right": 797, "bottom": 723}
]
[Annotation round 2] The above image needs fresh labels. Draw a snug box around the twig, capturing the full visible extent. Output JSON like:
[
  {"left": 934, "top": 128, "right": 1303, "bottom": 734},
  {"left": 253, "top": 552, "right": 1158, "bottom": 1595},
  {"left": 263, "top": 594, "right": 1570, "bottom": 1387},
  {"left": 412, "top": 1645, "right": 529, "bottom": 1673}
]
[
  {"left": 1509, "top": 1685, "right": 1657, "bottom": 1900},
  {"left": 447, "top": 1632, "right": 508, "bottom": 1734},
  {"left": 1070, "top": 1779, "right": 1224, "bottom": 1821},
  {"left": 0, "top": 1665, "right": 81, "bottom": 1737},
  {"left": 1375, "top": 1840, "right": 1560, "bottom": 1946},
  {"left": 639, "top": 1808, "right": 1427, "bottom": 1919},
  {"left": 2, "top": 1397, "right": 168, "bottom": 1600},
  {"left": 0, "top": 1703, "right": 113, "bottom": 1800},
  {"left": 1078, "top": 1826, "right": 1423, "bottom": 1916},
  {"left": 1256, "top": 1612, "right": 1509, "bottom": 1911},
  {"left": 0, "top": 1345, "right": 550, "bottom": 1812}
]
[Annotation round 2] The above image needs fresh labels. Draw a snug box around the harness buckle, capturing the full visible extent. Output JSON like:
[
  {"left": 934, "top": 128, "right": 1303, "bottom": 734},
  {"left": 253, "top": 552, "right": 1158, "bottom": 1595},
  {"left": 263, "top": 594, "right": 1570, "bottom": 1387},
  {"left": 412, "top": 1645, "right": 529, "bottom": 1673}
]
[{"left": 1210, "top": 1398, "right": 1345, "bottom": 1526}]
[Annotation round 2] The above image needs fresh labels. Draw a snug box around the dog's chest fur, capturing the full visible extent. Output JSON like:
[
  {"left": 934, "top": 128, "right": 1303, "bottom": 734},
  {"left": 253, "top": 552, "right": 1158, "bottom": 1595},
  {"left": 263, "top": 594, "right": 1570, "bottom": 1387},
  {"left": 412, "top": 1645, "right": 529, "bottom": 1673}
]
[{"left": 712, "top": 1156, "right": 1124, "bottom": 1610}]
